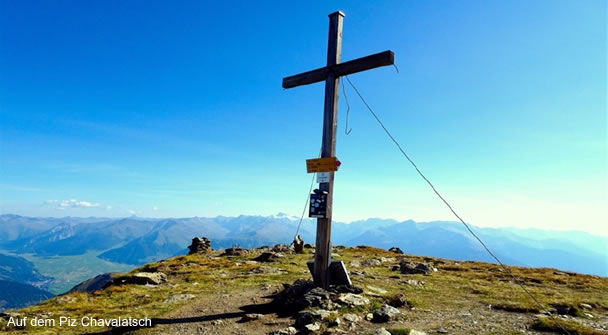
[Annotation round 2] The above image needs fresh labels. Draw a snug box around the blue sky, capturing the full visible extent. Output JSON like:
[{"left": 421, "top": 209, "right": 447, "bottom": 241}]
[{"left": 1, "top": 1, "right": 606, "bottom": 235}]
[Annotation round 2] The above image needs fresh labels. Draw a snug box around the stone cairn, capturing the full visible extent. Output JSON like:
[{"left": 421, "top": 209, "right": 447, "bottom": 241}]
[
  {"left": 187, "top": 237, "right": 211, "bottom": 254},
  {"left": 292, "top": 235, "right": 304, "bottom": 254}
]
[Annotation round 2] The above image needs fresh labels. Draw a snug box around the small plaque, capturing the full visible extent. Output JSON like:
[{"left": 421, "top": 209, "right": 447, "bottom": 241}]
[
  {"left": 317, "top": 172, "right": 330, "bottom": 183},
  {"left": 309, "top": 193, "right": 327, "bottom": 218}
]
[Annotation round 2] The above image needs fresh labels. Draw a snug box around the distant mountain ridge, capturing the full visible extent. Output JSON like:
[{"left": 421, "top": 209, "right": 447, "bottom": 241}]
[{"left": 0, "top": 214, "right": 606, "bottom": 277}]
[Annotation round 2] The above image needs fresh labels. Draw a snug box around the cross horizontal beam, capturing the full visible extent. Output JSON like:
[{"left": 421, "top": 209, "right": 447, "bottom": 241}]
[{"left": 282, "top": 50, "right": 394, "bottom": 89}]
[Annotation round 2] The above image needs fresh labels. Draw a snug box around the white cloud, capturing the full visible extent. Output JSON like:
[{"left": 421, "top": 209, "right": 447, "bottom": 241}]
[
  {"left": 128, "top": 210, "right": 136, "bottom": 215},
  {"left": 105, "top": 205, "right": 112, "bottom": 210},
  {"left": 152, "top": 206, "right": 158, "bottom": 211},
  {"left": 46, "top": 199, "right": 101, "bottom": 210}
]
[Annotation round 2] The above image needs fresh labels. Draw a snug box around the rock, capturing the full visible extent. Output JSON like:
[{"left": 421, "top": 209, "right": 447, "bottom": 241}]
[
  {"left": 584, "top": 312, "right": 594, "bottom": 318},
  {"left": 409, "top": 330, "right": 428, "bottom": 335},
  {"left": 296, "top": 309, "right": 331, "bottom": 328},
  {"left": 187, "top": 237, "right": 211, "bottom": 254},
  {"left": 255, "top": 251, "right": 285, "bottom": 262},
  {"left": 387, "top": 293, "right": 408, "bottom": 308},
  {"left": 400, "top": 259, "right": 432, "bottom": 275},
  {"left": 365, "top": 313, "right": 374, "bottom": 321},
  {"left": 211, "top": 320, "right": 223, "bottom": 325},
  {"left": 343, "top": 313, "right": 361, "bottom": 323},
  {"left": 402, "top": 279, "right": 425, "bottom": 286},
  {"left": 362, "top": 259, "right": 382, "bottom": 267},
  {"left": 551, "top": 304, "right": 572, "bottom": 316},
  {"left": 223, "top": 247, "right": 245, "bottom": 256},
  {"left": 163, "top": 293, "right": 195, "bottom": 303},
  {"left": 331, "top": 285, "right": 363, "bottom": 294},
  {"left": 293, "top": 235, "right": 305, "bottom": 254},
  {"left": 269, "top": 327, "right": 298, "bottom": 335},
  {"left": 272, "top": 244, "right": 291, "bottom": 253},
  {"left": 274, "top": 279, "right": 316, "bottom": 311},
  {"left": 436, "top": 328, "right": 448, "bottom": 334},
  {"left": 366, "top": 286, "right": 388, "bottom": 295},
  {"left": 115, "top": 272, "right": 167, "bottom": 285},
  {"left": 337, "top": 293, "right": 370, "bottom": 307},
  {"left": 304, "top": 243, "right": 313, "bottom": 249},
  {"left": 373, "top": 304, "right": 401, "bottom": 323},
  {"left": 374, "top": 328, "right": 391, "bottom": 335},
  {"left": 350, "top": 260, "right": 361, "bottom": 268},
  {"left": 579, "top": 303, "right": 593, "bottom": 310},
  {"left": 241, "top": 313, "right": 264, "bottom": 322},
  {"left": 329, "top": 316, "right": 341, "bottom": 327},
  {"left": 388, "top": 247, "right": 404, "bottom": 254},
  {"left": 304, "top": 322, "right": 321, "bottom": 332},
  {"left": 298, "top": 287, "right": 331, "bottom": 308}
]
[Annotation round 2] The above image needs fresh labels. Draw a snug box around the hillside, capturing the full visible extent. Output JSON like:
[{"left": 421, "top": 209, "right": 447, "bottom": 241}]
[
  {"left": 0, "top": 254, "right": 51, "bottom": 286},
  {"left": 0, "top": 280, "right": 53, "bottom": 312},
  {"left": 1, "top": 245, "right": 606, "bottom": 335}
]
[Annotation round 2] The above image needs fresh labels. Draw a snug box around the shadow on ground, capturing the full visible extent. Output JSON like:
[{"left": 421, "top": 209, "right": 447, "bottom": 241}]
[{"left": 83, "top": 294, "right": 283, "bottom": 335}]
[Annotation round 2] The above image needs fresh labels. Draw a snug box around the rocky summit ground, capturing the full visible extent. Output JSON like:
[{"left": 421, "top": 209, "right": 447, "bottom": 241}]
[{"left": 1, "top": 245, "right": 606, "bottom": 335}]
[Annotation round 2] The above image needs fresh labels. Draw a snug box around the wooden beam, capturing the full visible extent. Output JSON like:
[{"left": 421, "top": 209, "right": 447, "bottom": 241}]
[
  {"left": 313, "top": 11, "right": 343, "bottom": 290},
  {"left": 282, "top": 50, "right": 394, "bottom": 89}
]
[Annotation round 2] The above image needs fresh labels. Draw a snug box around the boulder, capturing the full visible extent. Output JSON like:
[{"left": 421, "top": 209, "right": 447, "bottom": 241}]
[
  {"left": 304, "top": 322, "right": 321, "bottom": 332},
  {"left": 269, "top": 327, "right": 297, "bottom": 335},
  {"left": 274, "top": 279, "right": 332, "bottom": 311},
  {"left": 375, "top": 328, "right": 391, "bottom": 335},
  {"left": 223, "top": 247, "right": 245, "bottom": 256},
  {"left": 272, "top": 244, "right": 291, "bottom": 253},
  {"left": 332, "top": 285, "right": 363, "bottom": 294},
  {"left": 255, "top": 251, "right": 285, "bottom": 262},
  {"left": 399, "top": 260, "right": 432, "bottom": 275},
  {"left": 337, "top": 293, "right": 370, "bottom": 307},
  {"left": 295, "top": 309, "right": 331, "bottom": 328},
  {"left": 297, "top": 287, "right": 331, "bottom": 309},
  {"left": 373, "top": 304, "right": 401, "bottom": 323},
  {"left": 112, "top": 272, "right": 167, "bottom": 286},
  {"left": 388, "top": 247, "right": 404, "bottom": 254},
  {"left": 342, "top": 313, "right": 361, "bottom": 323},
  {"left": 387, "top": 293, "right": 408, "bottom": 308},
  {"left": 361, "top": 259, "right": 382, "bottom": 267}
]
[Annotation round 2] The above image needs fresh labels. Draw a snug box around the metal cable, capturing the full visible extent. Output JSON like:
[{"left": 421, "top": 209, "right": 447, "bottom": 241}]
[
  {"left": 341, "top": 78, "right": 353, "bottom": 135},
  {"left": 344, "top": 75, "right": 572, "bottom": 335},
  {"left": 293, "top": 172, "right": 315, "bottom": 240},
  {"left": 293, "top": 149, "right": 322, "bottom": 240}
]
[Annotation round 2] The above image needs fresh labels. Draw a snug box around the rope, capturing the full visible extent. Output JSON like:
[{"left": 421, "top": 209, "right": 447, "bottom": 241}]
[{"left": 343, "top": 75, "right": 572, "bottom": 335}]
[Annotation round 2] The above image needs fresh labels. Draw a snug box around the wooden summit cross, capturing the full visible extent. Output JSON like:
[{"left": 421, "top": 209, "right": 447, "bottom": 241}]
[{"left": 282, "top": 11, "right": 395, "bottom": 289}]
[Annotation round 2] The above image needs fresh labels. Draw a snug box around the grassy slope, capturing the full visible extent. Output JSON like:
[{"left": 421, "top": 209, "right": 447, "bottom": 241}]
[{"left": 1, "top": 247, "right": 606, "bottom": 335}]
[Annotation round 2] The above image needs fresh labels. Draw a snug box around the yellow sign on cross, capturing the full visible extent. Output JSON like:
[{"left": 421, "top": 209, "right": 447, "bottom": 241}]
[{"left": 306, "top": 157, "right": 338, "bottom": 173}]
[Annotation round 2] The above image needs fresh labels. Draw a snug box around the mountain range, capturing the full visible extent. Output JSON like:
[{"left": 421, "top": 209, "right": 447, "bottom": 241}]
[{"left": 0, "top": 213, "right": 605, "bottom": 310}]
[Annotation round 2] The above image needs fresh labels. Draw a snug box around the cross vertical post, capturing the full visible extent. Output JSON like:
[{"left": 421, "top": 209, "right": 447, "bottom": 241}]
[
  {"left": 314, "top": 11, "right": 344, "bottom": 289},
  {"left": 282, "top": 11, "right": 394, "bottom": 289}
]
